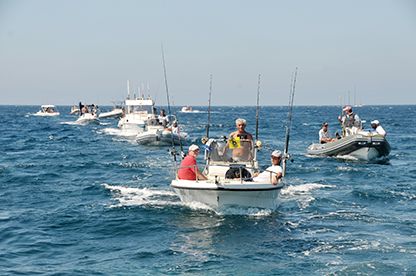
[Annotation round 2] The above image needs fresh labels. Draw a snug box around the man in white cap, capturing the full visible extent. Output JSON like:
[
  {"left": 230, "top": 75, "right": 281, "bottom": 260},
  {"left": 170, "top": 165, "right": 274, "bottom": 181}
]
[
  {"left": 371, "top": 120, "right": 387, "bottom": 137},
  {"left": 252, "top": 150, "right": 283, "bottom": 185},
  {"left": 338, "top": 105, "right": 362, "bottom": 135},
  {"left": 177, "top": 144, "right": 208, "bottom": 181}
]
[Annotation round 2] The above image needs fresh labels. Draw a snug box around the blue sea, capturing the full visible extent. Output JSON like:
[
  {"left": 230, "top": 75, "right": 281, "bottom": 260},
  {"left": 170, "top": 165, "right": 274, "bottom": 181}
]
[{"left": 1, "top": 105, "right": 415, "bottom": 275}]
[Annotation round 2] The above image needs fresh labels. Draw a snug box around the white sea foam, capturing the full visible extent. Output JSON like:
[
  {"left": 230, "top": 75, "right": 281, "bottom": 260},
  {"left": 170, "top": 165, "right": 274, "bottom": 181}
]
[
  {"left": 335, "top": 154, "right": 359, "bottom": 161},
  {"left": 281, "top": 183, "right": 334, "bottom": 196},
  {"left": 281, "top": 183, "right": 335, "bottom": 209},
  {"left": 103, "top": 183, "right": 179, "bottom": 208}
]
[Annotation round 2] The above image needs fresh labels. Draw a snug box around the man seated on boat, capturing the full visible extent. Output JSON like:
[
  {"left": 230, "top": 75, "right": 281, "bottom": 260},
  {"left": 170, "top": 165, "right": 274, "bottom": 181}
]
[
  {"left": 370, "top": 120, "right": 387, "bottom": 137},
  {"left": 252, "top": 150, "right": 283, "bottom": 185},
  {"left": 338, "top": 105, "right": 362, "bottom": 136},
  {"left": 319, "top": 122, "right": 336, "bottom": 144},
  {"left": 177, "top": 144, "right": 208, "bottom": 181},
  {"left": 226, "top": 118, "right": 254, "bottom": 161},
  {"left": 158, "top": 109, "right": 168, "bottom": 127}
]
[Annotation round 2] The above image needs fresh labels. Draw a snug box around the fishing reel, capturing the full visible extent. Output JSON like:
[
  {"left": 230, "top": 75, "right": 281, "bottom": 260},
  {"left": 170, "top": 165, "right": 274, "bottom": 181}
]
[{"left": 255, "top": 140, "right": 262, "bottom": 149}]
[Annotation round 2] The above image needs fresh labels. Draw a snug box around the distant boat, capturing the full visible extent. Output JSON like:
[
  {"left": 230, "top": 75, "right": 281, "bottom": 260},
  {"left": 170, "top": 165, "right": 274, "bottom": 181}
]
[
  {"left": 34, "top": 105, "right": 60, "bottom": 116},
  {"left": 75, "top": 103, "right": 100, "bottom": 124},
  {"left": 180, "top": 106, "right": 201, "bottom": 113},
  {"left": 181, "top": 106, "right": 193, "bottom": 112},
  {"left": 136, "top": 116, "right": 188, "bottom": 146},
  {"left": 75, "top": 113, "right": 100, "bottom": 125}
]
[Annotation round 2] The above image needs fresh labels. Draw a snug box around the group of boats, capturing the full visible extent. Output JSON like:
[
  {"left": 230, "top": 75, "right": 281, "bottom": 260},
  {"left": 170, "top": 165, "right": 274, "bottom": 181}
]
[{"left": 33, "top": 76, "right": 391, "bottom": 212}]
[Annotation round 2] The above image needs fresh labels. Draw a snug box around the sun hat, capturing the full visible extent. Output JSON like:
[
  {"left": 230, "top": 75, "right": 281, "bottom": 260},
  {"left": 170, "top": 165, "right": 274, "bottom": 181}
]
[
  {"left": 188, "top": 144, "right": 200, "bottom": 152},
  {"left": 271, "top": 150, "right": 282, "bottom": 158}
]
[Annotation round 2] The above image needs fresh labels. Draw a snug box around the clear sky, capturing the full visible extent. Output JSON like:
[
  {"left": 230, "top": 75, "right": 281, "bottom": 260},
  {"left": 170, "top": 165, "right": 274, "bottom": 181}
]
[{"left": 0, "top": 0, "right": 415, "bottom": 106}]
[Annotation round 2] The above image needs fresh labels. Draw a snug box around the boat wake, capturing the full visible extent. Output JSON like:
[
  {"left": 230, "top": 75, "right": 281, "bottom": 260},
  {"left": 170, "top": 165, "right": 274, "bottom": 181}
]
[
  {"left": 281, "top": 183, "right": 335, "bottom": 209},
  {"left": 100, "top": 127, "right": 138, "bottom": 138},
  {"left": 103, "top": 183, "right": 179, "bottom": 208}
]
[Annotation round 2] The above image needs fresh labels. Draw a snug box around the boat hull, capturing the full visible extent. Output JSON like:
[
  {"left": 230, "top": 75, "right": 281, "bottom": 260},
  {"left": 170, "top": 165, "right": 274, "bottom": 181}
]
[
  {"left": 171, "top": 180, "right": 282, "bottom": 210},
  {"left": 307, "top": 133, "right": 390, "bottom": 161},
  {"left": 34, "top": 112, "right": 60, "bottom": 117},
  {"left": 75, "top": 114, "right": 100, "bottom": 125}
]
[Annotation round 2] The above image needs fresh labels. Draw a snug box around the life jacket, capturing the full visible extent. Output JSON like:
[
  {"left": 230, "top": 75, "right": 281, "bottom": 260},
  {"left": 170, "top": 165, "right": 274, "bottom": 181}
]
[{"left": 344, "top": 112, "right": 356, "bottom": 128}]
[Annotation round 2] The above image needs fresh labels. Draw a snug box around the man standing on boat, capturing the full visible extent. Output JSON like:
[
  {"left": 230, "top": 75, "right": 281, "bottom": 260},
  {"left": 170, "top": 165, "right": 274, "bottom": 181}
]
[
  {"left": 338, "top": 105, "right": 362, "bottom": 135},
  {"left": 227, "top": 118, "right": 253, "bottom": 161},
  {"left": 253, "top": 150, "right": 283, "bottom": 185},
  {"left": 177, "top": 144, "right": 207, "bottom": 181}
]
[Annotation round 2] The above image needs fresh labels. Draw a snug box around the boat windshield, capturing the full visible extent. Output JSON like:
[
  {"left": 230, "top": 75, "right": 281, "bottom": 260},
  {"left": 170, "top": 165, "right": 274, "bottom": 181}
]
[
  {"left": 207, "top": 139, "right": 254, "bottom": 163},
  {"left": 129, "top": 105, "right": 153, "bottom": 114}
]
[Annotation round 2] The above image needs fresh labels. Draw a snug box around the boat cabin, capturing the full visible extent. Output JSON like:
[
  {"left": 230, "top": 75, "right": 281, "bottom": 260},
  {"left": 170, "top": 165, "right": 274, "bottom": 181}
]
[{"left": 203, "top": 138, "right": 258, "bottom": 180}]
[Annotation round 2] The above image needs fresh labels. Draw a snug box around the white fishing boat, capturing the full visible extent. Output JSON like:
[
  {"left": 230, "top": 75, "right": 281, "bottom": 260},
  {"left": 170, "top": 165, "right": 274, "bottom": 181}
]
[
  {"left": 117, "top": 81, "right": 158, "bottom": 136},
  {"left": 34, "top": 105, "right": 60, "bottom": 116},
  {"left": 170, "top": 69, "right": 298, "bottom": 212},
  {"left": 171, "top": 138, "right": 283, "bottom": 210},
  {"left": 181, "top": 106, "right": 193, "bottom": 112},
  {"left": 307, "top": 128, "right": 390, "bottom": 161}
]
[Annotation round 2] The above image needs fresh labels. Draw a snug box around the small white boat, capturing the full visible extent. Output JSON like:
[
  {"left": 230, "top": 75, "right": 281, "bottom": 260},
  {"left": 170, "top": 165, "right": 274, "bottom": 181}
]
[
  {"left": 136, "top": 117, "right": 188, "bottom": 146},
  {"left": 34, "top": 105, "right": 60, "bottom": 116},
  {"left": 171, "top": 138, "right": 283, "bottom": 210},
  {"left": 181, "top": 106, "right": 193, "bottom": 112},
  {"left": 99, "top": 107, "right": 123, "bottom": 119},
  {"left": 75, "top": 113, "right": 99, "bottom": 125},
  {"left": 307, "top": 128, "right": 390, "bottom": 161}
]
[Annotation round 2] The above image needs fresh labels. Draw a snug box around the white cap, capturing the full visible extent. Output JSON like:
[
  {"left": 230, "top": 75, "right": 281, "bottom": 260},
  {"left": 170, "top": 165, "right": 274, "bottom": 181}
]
[
  {"left": 271, "top": 150, "right": 282, "bottom": 158},
  {"left": 371, "top": 120, "right": 380, "bottom": 125},
  {"left": 188, "top": 144, "right": 199, "bottom": 152},
  {"left": 343, "top": 105, "right": 352, "bottom": 112}
]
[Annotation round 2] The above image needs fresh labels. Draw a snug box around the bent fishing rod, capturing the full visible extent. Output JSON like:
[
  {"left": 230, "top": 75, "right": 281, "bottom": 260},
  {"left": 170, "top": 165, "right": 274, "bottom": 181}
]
[{"left": 282, "top": 67, "right": 298, "bottom": 177}]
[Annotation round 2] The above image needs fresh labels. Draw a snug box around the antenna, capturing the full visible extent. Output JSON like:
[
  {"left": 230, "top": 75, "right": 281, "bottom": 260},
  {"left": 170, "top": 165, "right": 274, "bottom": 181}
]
[
  {"left": 255, "top": 74, "right": 261, "bottom": 141},
  {"left": 206, "top": 74, "right": 213, "bottom": 138}
]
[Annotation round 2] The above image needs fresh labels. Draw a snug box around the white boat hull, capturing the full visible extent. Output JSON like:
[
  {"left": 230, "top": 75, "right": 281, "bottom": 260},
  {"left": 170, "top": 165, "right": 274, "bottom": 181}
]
[
  {"left": 171, "top": 180, "right": 282, "bottom": 210},
  {"left": 99, "top": 109, "right": 123, "bottom": 119},
  {"left": 75, "top": 114, "right": 99, "bottom": 124},
  {"left": 34, "top": 112, "right": 60, "bottom": 117}
]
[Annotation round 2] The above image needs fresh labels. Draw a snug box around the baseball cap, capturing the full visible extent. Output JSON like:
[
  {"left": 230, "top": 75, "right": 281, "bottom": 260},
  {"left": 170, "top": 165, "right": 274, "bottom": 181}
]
[{"left": 188, "top": 144, "right": 200, "bottom": 152}]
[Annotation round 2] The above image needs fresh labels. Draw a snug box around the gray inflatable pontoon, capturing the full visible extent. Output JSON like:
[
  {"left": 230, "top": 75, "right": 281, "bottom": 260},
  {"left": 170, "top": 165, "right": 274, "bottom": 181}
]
[{"left": 307, "top": 131, "right": 390, "bottom": 161}]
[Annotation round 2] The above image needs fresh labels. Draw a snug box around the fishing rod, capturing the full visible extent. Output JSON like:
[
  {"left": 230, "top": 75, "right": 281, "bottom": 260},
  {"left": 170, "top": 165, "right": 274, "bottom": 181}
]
[
  {"left": 206, "top": 74, "right": 212, "bottom": 138},
  {"left": 282, "top": 67, "right": 298, "bottom": 177},
  {"left": 255, "top": 74, "right": 261, "bottom": 141},
  {"left": 161, "top": 43, "right": 178, "bottom": 162}
]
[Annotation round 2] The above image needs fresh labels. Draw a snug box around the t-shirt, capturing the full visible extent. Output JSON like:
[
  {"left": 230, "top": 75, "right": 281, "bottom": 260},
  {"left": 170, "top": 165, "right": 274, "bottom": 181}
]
[
  {"left": 253, "top": 165, "right": 283, "bottom": 183},
  {"left": 319, "top": 128, "right": 330, "bottom": 142},
  {"left": 375, "top": 125, "right": 386, "bottom": 137},
  {"left": 178, "top": 155, "right": 197, "bottom": 180}
]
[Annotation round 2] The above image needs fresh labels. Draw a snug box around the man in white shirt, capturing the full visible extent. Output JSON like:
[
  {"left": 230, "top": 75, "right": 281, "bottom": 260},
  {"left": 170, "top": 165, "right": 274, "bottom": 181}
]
[
  {"left": 371, "top": 120, "right": 387, "bottom": 137},
  {"left": 319, "top": 122, "right": 335, "bottom": 144},
  {"left": 253, "top": 150, "right": 283, "bottom": 185}
]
